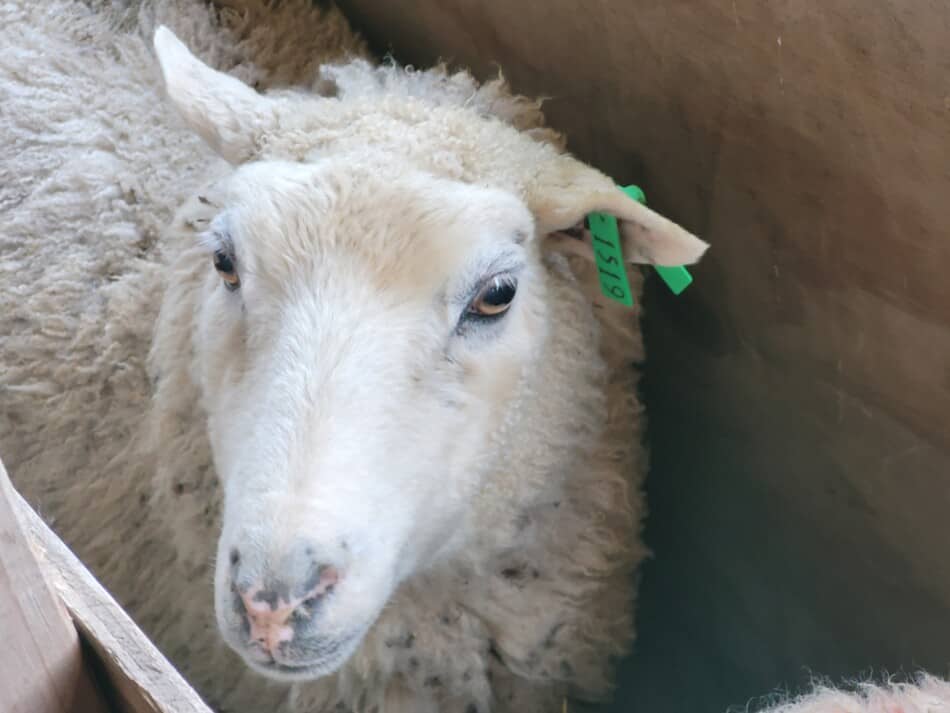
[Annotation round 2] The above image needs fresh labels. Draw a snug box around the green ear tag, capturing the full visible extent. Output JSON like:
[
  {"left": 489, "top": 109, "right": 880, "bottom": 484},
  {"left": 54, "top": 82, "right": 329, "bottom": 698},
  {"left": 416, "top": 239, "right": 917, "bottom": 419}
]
[
  {"left": 654, "top": 264, "right": 693, "bottom": 295},
  {"left": 588, "top": 209, "right": 634, "bottom": 307},
  {"left": 588, "top": 184, "right": 694, "bottom": 305}
]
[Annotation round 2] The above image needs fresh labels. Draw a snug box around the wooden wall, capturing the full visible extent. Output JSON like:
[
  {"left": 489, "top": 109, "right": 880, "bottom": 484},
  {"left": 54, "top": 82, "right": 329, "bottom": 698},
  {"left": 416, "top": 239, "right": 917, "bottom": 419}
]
[{"left": 336, "top": 2, "right": 950, "bottom": 710}]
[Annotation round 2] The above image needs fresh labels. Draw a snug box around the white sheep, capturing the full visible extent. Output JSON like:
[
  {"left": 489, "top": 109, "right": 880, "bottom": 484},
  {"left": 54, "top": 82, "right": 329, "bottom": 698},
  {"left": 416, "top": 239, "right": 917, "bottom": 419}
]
[
  {"left": 148, "top": 19, "right": 713, "bottom": 713},
  {"left": 6, "top": 3, "right": 943, "bottom": 713},
  {"left": 0, "top": 1, "right": 705, "bottom": 710}
]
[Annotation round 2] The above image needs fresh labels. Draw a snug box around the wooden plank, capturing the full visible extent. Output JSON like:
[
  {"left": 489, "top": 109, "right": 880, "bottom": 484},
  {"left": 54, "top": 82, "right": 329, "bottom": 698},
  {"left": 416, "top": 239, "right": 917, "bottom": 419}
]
[
  {"left": 0, "top": 462, "right": 212, "bottom": 713},
  {"left": 0, "top": 460, "right": 110, "bottom": 713},
  {"left": 2, "top": 462, "right": 215, "bottom": 713}
]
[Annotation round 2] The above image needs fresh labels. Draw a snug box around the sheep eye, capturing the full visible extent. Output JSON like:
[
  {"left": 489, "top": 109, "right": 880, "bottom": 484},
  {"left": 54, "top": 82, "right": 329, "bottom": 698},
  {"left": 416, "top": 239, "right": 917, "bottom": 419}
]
[
  {"left": 467, "top": 276, "right": 517, "bottom": 318},
  {"left": 213, "top": 250, "right": 240, "bottom": 291}
]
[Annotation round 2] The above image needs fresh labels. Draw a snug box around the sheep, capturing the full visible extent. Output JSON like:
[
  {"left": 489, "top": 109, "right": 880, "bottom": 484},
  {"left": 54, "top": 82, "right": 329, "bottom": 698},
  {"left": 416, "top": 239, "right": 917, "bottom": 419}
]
[
  {"left": 758, "top": 677, "right": 950, "bottom": 713},
  {"left": 2, "top": 4, "right": 948, "bottom": 713},
  {"left": 150, "top": 17, "right": 713, "bottom": 712},
  {"left": 0, "top": 1, "right": 708, "bottom": 710}
]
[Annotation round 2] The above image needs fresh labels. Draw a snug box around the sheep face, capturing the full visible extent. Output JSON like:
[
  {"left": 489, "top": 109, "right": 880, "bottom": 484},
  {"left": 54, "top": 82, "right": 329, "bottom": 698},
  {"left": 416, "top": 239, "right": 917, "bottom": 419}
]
[
  {"left": 193, "top": 159, "right": 542, "bottom": 679},
  {"left": 152, "top": 26, "right": 708, "bottom": 683}
]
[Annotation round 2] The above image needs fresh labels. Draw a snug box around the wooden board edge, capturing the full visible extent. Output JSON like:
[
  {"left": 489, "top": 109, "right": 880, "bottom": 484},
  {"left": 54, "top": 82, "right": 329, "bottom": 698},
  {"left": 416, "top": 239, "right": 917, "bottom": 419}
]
[
  {"left": 4, "top": 462, "right": 214, "bottom": 713},
  {"left": 0, "top": 459, "right": 111, "bottom": 713}
]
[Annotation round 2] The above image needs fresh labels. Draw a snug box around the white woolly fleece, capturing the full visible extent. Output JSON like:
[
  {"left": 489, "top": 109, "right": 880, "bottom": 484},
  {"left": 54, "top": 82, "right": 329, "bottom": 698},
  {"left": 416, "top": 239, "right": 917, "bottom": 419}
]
[
  {"left": 758, "top": 676, "right": 950, "bottom": 713},
  {"left": 1, "top": 1, "right": 645, "bottom": 711},
  {"left": 0, "top": 2, "right": 945, "bottom": 713}
]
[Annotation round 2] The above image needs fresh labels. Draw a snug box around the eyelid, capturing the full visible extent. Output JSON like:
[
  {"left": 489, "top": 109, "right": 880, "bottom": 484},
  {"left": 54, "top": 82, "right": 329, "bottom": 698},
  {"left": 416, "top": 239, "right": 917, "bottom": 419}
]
[
  {"left": 209, "top": 237, "right": 236, "bottom": 261},
  {"left": 476, "top": 273, "right": 517, "bottom": 298},
  {"left": 458, "top": 262, "right": 524, "bottom": 308},
  {"left": 200, "top": 213, "right": 235, "bottom": 257}
]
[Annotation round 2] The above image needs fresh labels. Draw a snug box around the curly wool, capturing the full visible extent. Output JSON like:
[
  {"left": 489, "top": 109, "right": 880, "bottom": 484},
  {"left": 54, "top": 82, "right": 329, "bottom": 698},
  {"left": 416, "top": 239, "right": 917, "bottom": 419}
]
[
  {"left": 758, "top": 676, "right": 950, "bottom": 713},
  {"left": 3, "top": 3, "right": 944, "bottom": 713},
  {"left": 1, "top": 1, "right": 644, "bottom": 711}
]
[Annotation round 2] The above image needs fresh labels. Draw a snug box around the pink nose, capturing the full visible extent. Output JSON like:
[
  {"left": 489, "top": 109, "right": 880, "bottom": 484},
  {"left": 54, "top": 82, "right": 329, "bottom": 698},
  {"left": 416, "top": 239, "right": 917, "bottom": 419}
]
[{"left": 240, "top": 566, "right": 339, "bottom": 656}]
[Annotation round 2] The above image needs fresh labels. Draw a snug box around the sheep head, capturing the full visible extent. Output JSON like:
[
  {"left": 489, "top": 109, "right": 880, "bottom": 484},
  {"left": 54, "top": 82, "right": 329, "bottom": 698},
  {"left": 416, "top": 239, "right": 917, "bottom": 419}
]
[{"left": 152, "top": 26, "right": 708, "bottom": 682}]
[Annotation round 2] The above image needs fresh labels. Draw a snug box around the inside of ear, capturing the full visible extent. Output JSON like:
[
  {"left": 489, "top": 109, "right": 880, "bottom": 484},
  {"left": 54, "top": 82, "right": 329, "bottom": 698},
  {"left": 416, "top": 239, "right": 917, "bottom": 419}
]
[
  {"left": 584, "top": 190, "right": 709, "bottom": 267},
  {"left": 526, "top": 153, "right": 709, "bottom": 267},
  {"left": 546, "top": 205, "right": 708, "bottom": 270}
]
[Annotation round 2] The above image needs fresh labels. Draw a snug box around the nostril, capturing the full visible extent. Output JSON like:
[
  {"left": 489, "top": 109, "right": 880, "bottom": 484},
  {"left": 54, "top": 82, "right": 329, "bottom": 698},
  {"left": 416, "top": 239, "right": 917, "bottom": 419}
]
[
  {"left": 229, "top": 548, "right": 240, "bottom": 567},
  {"left": 294, "top": 564, "right": 339, "bottom": 603},
  {"left": 290, "top": 604, "right": 313, "bottom": 625},
  {"left": 317, "top": 564, "right": 339, "bottom": 591}
]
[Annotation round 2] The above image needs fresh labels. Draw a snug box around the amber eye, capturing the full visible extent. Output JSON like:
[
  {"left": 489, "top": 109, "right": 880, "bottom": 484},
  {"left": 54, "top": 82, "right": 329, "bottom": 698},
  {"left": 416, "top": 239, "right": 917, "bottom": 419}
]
[
  {"left": 467, "top": 276, "right": 517, "bottom": 318},
  {"left": 213, "top": 250, "right": 240, "bottom": 291}
]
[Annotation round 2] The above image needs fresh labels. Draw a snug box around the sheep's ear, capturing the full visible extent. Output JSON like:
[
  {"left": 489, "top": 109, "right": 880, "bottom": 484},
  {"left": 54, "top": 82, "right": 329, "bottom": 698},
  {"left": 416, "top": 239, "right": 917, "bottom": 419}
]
[
  {"left": 526, "top": 154, "right": 708, "bottom": 266},
  {"left": 153, "top": 26, "right": 277, "bottom": 164}
]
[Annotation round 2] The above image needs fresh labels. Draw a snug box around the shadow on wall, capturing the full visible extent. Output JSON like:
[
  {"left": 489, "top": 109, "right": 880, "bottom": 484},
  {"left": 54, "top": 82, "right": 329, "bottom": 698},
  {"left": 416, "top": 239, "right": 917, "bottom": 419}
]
[
  {"left": 336, "top": 2, "right": 950, "bottom": 711},
  {"left": 617, "top": 85, "right": 950, "bottom": 712}
]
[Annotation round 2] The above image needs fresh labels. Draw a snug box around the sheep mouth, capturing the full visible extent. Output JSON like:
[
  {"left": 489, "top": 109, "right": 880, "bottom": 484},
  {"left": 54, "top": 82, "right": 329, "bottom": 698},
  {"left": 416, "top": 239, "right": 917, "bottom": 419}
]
[
  {"left": 256, "top": 658, "right": 339, "bottom": 679},
  {"left": 240, "top": 631, "right": 364, "bottom": 682}
]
